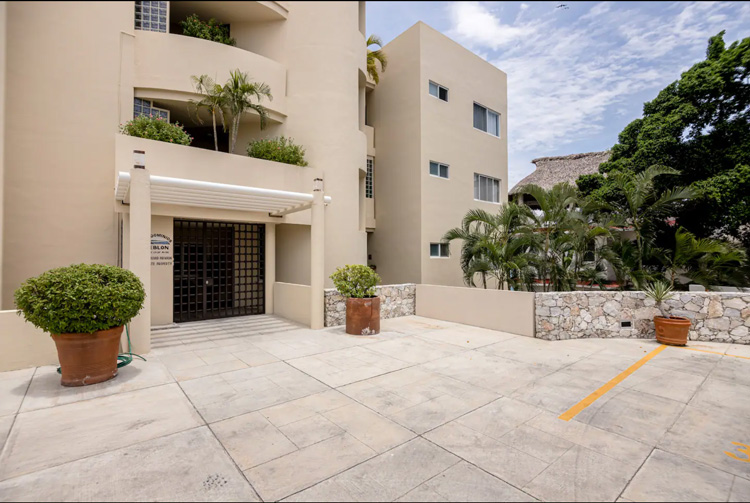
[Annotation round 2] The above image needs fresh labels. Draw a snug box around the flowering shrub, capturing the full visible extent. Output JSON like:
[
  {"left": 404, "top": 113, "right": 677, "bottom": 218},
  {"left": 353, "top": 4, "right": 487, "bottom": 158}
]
[
  {"left": 246, "top": 136, "right": 308, "bottom": 166},
  {"left": 120, "top": 115, "right": 192, "bottom": 145},
  {"left": 180, "top": 14, "right": 235, "bottom": 46}
]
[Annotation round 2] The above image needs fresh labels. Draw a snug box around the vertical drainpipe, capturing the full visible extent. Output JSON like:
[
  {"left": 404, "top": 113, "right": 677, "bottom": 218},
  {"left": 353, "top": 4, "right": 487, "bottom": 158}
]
[
  {"left": 129, "top": 154, "right": 151, "bottom": 353},
  {"left": 310, "top": 177, "right": 325, "bottom": 329}
]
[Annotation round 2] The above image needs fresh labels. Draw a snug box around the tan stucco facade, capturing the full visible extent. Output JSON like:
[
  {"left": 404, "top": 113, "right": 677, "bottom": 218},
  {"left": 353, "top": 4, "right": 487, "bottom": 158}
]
[
  {"left": 367, "top": 22, "right": 508, "bottom": 287},
  {"left": 0, "top": 3, "right": 508, "bottom": 352}
]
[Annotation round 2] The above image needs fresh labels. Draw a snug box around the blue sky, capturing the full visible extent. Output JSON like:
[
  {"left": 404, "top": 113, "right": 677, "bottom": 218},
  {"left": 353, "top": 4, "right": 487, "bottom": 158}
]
[{"left": 366, "top": 1, "right": 750, "bottom": 188}]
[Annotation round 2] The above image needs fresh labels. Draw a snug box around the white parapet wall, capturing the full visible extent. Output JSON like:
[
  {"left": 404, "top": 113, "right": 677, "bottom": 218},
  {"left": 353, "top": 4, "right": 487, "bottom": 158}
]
[
  {"left": 325, "top": 284, "right": 416, "bottom": 327},
  {"left": 536, "top": 291, "right": 750, "bottom": 344},
  {"left": 273, "top": 282, "right": 311, "bottom": 327},
  {"left": 0, "top": 310, "right": 58, "bottom": 372},
  {"left": 415, "top": 284, "right": 535, "bottom": 337}
]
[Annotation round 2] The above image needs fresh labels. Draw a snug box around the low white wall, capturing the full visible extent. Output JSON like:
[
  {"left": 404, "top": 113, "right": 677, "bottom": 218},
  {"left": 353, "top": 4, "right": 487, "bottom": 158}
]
[
  {"left": 416, "top": 285, "right": 535, "bottom": 337},
  {"left": 273, "top": 282, "right": 311, "bottom": 327},
  {"left": 0, "top": 310, "right": 58, "bottom": 371}
]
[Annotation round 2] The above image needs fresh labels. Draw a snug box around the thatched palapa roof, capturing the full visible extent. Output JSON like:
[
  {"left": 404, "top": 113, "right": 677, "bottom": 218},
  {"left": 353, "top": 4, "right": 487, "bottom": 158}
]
[{"left": 509, "top": 151, "right": 611, "bottom": 195}]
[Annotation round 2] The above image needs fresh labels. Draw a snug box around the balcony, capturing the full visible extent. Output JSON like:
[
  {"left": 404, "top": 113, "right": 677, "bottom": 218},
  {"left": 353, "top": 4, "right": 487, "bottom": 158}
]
[
  {"left": 115, "top": 134, "right": 318, "bottom": 221},
  {"left": 169, "top": 1, "right": 288, "bottom": 24},
  {"left": 133, "top": 30, "right": 287, "bottom": 121}
]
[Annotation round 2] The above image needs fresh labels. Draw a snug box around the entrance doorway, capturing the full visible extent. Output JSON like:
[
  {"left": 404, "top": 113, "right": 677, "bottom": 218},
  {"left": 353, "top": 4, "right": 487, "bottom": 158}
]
[{"left": 173, "top": 220, "right": 265, "bottom": 322}]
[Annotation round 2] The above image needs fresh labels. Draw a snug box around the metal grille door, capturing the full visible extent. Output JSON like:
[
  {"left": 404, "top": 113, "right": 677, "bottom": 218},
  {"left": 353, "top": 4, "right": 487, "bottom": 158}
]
[{"left": 173, "top": 220, "right": 265, "bottom": 322}]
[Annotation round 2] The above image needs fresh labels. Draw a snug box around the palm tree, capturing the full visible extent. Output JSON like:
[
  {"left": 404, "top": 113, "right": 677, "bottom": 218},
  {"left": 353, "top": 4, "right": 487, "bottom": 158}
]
[
  {"left": 222, "top": 70, "right": 272, "bottom": 153},
  {"left": 604, "top": 165, "right": 692, "bottom": 272},
  {"left": 515, "top": 183, "right": 582, "bottom": 292},
  {"left": 657, "top": 226, "right": 747, "bottom": 289},
  {"left": 366, "top": 35, "right": 388, "bottom": 84},
  {"left": 442, "top": 204, "right": 534, "bottom": 290},
  {"left": 189, "top": 75, "right": 226, "bottom": 151}
]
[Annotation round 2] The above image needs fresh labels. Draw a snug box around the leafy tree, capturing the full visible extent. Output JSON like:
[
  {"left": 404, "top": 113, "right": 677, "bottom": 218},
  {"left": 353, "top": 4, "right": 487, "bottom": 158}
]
[
  {"left": 366, "top": 35, "right": 388, "bottom": 84},
  {"left": 222, "top": 70, "right": 272, "bottom": 153},
  {"left": 189, "top": 74, "right": 227, "bottom": 151},
  {"left": 579, "top": 32, "right": 750, "bottom": 247}
]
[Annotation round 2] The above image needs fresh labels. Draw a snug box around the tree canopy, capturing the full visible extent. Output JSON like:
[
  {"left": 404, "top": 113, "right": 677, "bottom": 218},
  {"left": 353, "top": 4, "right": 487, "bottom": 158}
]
[{"left": 578, "top": 32, "right": 750, "bottom": 247}]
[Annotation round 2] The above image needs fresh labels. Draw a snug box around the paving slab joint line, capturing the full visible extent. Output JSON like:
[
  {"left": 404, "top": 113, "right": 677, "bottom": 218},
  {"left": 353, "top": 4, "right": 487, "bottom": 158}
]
[
  {"left": 681, "top": 346, "right": 750, "bottom": 360},
  {"left": 558, "top": 344, "right": 668, "bottom": 422},
  {"left": 0, "top": 367, "right": 38, "bottom": 461}
]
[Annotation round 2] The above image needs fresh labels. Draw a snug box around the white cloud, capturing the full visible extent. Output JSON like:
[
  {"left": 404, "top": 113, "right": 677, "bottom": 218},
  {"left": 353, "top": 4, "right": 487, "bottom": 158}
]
[{"left": 444, "top": 1, "right": 750, "bottom": 188}]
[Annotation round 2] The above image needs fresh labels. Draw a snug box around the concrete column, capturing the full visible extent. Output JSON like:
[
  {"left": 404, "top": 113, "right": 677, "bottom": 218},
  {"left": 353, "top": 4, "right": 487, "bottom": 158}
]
[
  {"left": 128, "top": 167, "right": 151, "bottom": 353},
  {"left": 310, "top": 178, "right": 325, "bottom": 329},
  {"left": 265, "top": 223, "right": 276, "bottom": 315}
]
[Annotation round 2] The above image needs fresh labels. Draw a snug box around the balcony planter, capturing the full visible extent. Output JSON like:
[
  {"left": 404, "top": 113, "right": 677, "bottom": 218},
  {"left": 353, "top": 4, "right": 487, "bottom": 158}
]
[
  {"left": 14, "top": 264, "right": 146, "bottom": 387},
  {"left": 330, "top": 265, "right": 381, "bottom": 336},
  {"left": 644, "top": 281, "right": 690, "bottom": 346},
  {"left": 654, "top": 316, "right": 691, "bottom": 346}
]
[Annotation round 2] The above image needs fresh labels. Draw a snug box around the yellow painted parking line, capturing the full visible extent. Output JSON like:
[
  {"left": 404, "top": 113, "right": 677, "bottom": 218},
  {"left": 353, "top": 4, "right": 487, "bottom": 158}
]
[
  {"left": 681, "top": 346, "right": 750, "bottom": 360},
  {"left": 558, "top": 344, "right": 668, "bottom": 422}
]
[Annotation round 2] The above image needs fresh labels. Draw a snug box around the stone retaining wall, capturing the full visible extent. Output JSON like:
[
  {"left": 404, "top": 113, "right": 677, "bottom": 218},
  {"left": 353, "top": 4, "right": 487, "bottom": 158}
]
[
  {"left": 324, "top": 284, "right": 416, "bottom": 328},
  {"left": 536, "top": 291, "right": 750, "bottom": 344}
]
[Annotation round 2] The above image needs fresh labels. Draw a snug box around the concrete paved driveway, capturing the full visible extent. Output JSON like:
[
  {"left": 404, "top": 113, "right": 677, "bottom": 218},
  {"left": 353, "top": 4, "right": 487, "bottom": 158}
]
[{"left": 0, "top": 315, "right": 749, "bottom": 502}]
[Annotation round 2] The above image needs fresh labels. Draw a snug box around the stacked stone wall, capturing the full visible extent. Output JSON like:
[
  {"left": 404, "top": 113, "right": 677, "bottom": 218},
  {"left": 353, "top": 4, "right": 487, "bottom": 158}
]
[{"left": 324, "top": 284, "right": 416, "bottom": 328}]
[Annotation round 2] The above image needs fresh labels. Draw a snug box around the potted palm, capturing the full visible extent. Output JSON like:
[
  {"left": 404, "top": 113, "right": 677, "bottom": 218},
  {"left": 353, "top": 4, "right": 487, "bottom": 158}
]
[
  {"left": 14, "top": 264, "right": 145, "bottom": 386},
  {"left": 643, "top": 280, "right": 691, "bottom": 346},
  {"left": 330, "top": 265, "right": 381, "bottom": 335}
]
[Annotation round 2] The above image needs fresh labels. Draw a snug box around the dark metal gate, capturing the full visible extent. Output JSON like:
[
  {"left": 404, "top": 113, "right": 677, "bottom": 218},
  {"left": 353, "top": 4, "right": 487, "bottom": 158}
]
[{"left": 173, "top": 220, "right": 265, "bottom": 322}]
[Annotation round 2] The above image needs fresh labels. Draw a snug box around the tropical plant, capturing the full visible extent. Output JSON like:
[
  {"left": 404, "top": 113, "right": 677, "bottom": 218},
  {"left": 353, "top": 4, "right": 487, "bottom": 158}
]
[
  {"left": 180, "top": 14, "right": 236, "bottom": 46},
  {"left": 189, "top": 74, "right": 227, "bottom": 151},
  {"left": 247, "top": 136, "right": 308, "bottom": 166},
  {"left": 330, "top": 265, "right": 381, "bottom": 298},
  {"left": 514, "top": 183, "right": 582, "bottom": 292},
  {"left": 120, "top": 114, "right": 192, "bottom": 145},
  {"left": 601, "top": 166, "right": 692, "bottom": 272},
  {"left": 222, "top": 70, "right": 272, "bottom": 153},
  {"left": 442, "top": 204, "right": 534, "bottom": 290},
  {"left": 657, "top": 227, "right": 747, "bottom": 289},
  {"left": 14, "top": 264, "right": 145, "bottom": 334},
  {"left": 643, "top": 280, "right": 675, "bottom": 318},
  {"left": 366, "top": 34, "right": 388, "bottom": 84}
]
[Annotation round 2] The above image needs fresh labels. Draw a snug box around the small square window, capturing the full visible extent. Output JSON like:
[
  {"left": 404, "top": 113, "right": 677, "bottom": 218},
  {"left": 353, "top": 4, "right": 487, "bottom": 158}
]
[
  {"left": 429, "top": 161, "right": 449, "bottom": 179},
  {"left": 429, "top": 81, "right": 448, "bottom": 102},
  {"left": 430, "top": 243, "right": 450, "bottom": 258}
]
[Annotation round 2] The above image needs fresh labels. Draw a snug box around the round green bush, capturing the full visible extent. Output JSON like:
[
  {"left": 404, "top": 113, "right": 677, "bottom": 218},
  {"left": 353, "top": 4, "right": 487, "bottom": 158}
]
[
  {"left": 120, "top": 115, "right": 192, "bottom": 146},
  {"left": 329, "top": 265, "right": 381, "bottom": 298},
  {"left": 14, "top": 264, "right": 146, "bottom": 334}
]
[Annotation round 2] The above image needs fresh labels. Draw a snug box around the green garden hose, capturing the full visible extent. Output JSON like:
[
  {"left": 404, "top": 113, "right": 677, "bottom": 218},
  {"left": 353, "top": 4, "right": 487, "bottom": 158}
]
[{"left": 56, "top": 324, "right": 146, "bottom": 375}]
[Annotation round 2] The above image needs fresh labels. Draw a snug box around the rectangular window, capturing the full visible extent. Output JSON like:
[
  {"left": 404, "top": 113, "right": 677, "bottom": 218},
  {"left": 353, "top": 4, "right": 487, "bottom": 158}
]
[
  {"left": 429, "top": 161, "right": 449, "bottom": 179},
  {"left": 134, "top": 1, "right": 167, "bottom": 33},
  {"left": 430, "top": 243, "right": 450, "bottom": 258},
  {"left": 366, "top": 157, "right": 374, "bottom": 199},
  {"left": 474, "top": 173, "right": 500, "bottom": 203},
  {"left": 429, "top": 81, "right": 449, "bottom": 102},
  {"left": 473, "top": 102, "right": 500, "bottom": 136},
  {"left": 133, "top": 98, "right": 169, "bottom": 120}
]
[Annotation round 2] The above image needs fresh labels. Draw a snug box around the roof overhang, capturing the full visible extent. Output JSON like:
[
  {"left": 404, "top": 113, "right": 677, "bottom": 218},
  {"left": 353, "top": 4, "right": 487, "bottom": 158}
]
[{"left": 115, "top": 171, "right": 330, "bottom": 216}]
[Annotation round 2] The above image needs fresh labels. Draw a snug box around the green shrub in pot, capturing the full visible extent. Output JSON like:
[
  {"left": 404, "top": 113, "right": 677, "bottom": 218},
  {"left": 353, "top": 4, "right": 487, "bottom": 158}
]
[
  {"left": 14, "top": 264, "right": 145, "bottom": 335},
  {"left": 329, "top": 265, "right": 380, "bottom": 298}
]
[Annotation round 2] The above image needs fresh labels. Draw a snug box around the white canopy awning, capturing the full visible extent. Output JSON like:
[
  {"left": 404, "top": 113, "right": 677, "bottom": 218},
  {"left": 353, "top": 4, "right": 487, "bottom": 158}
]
[{"left": 115, "top": 171, "right": 330, "bottom": 216}]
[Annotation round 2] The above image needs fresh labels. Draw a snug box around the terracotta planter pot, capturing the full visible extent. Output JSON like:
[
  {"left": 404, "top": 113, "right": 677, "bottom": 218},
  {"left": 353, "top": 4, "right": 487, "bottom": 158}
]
[
  {"left": 50, "top": 326, "right": 123, "bottom": 387},
  {"left": 654, "top": 316, "right": 691, "bottom": 346},
  {"left": 346, "top": 297, "right": 380, "bottom": 336}
]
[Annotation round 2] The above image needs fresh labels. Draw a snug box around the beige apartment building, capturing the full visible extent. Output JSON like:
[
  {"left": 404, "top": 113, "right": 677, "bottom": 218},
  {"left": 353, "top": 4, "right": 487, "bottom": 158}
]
[{"left": 0, "top": 1, "right": 507, "bottom": 350}]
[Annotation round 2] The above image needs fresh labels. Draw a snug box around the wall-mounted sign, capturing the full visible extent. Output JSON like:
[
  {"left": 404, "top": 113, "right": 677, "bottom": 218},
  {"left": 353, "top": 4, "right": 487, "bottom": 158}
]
[{"left": 151, "top": 233, "right": 172, "bottom": 266}]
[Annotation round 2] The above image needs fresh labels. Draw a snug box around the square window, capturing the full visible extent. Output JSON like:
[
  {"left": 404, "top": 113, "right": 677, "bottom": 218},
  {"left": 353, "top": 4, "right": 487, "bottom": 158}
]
[
  {"left": 429, "top": 82, "right": 439, "bottom": 98},
  {"left": 440, "top": 164, "right": 449, "bottom": 178},
  {"left": 429, "top": 161, "right": 439, "bottom": 176},
  {"left": 429, "top": 81, "right": 448, "bottom": 102},
  {"left": 430, "top": 243, "right": 440, "bottom": 257}
]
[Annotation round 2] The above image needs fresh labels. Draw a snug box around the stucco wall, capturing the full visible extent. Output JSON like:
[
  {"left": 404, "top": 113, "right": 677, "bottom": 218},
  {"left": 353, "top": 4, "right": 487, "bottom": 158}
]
[
  {"left": 416, "top": 284, "right": 535, "bottom": 337},
  {"left": 0, "top": 310, "right": 59, "bottom": 371},
  {"left": 274, "top": 282, "right": 310, "bottom": 326},
  {"left": 536, "top": 291, "right": 750, "bottom": 344},
  {"left": 324, "top": 284, "right": 416, "bottom": 327}
]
